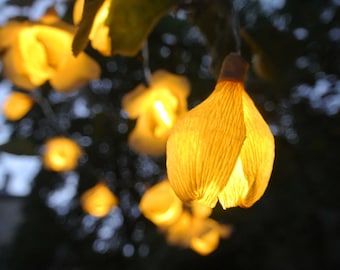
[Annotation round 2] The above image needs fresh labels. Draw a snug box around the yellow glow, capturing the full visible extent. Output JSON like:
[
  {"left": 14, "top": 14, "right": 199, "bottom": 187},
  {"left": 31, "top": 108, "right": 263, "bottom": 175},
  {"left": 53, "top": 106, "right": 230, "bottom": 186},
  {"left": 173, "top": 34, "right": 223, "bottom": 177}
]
[
  {"left": 18, "top": 27, "right": 55, "bottom": 85},
  {"left": 122, "top": 70, "right": 190, "bottom": 156},
  {"left": 166, "top": 53, "right": 275, "bottom": 209},
  {"left": 2, "top": 92, "right": 33, "bottom": 121},
  {"left": 139, "top": 180, "right": 183, "bottom": 227},
  {"left": 81, "top": 182, "right": 118, "bottom": 218},
  {"left": 73, "top": 0, "right": 112, "bottom": 56},
  {"left": 190, "top": 219, "right": 220, "bottom": 256},
  {"left": 167, "top": 82, "right": 247, "bottom": 208},
  {"left": 72, "top": 0, "right": 84, "bottom": 24},
  {"left": 43, "top": 137, "right": 82, "bottom": 172},
  {"left": 190, "top": 202, "right": 212, "bottom": 218},
  {"left": 218, "top": 157, "right": 249, "bottom": 209},
  {"left": 153, "top": 100, "right": 173, "bottom": 127},
  {"left": 0, "top": 15, "right": 101, "bottom": 92},
  {"left": 164, "top": 211, "right": 231, "bottom": 255},
  {"left": 165, "top": 211, "right": 192, "bottom": 246}
]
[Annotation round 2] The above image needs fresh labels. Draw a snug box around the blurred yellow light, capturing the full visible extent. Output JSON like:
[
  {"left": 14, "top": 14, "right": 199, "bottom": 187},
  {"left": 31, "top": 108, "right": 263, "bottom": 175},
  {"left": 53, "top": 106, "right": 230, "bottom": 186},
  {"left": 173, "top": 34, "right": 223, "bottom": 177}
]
[
  {"left": 165, "top": 211, "right": 192, "bottom": 247},
  {"left": 73, "top": 0, "right": 112, "bottom": 56},
  {"left": 0, "top": 12, "right": 100, "bottom": 92},
  {"left": 190, "top": 202, "right": 212, "bottom": 218},
  {"left": 81, "top": 182, "right": 118, "bottom": 218},
  {"left": 43, "top": 137, "right": 82, "bottom": 172},
  {"left": 189, "top": 218, "right": 221, "bottom": 256},
  {"left": 153, "top": 100, "right": 173, "bottom": 127},
  {"left": 139, "top": 180, "right": 183, "bottom": 227},
  {"left": 2, "top": 92, "right": 33, "bottom": 121},
  {"left": 166, "top": 53, "right": 275, "bottom": 209},
  {"left": 122, "top": 70, "right": 190, "bottom": 156},
  {"left": 164, "top": 211, "right": 231, "bottom": 255}
]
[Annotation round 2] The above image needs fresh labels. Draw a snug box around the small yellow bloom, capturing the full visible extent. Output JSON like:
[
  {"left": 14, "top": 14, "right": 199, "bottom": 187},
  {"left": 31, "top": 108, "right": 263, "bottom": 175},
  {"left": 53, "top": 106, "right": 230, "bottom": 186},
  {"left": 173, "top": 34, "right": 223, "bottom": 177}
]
[
  {"left": 122, "top": 70, "right": 190, "bottom": 156},
  {"left": 166, "top": 53, "right": 275, "bottom": 209},
  {"left": 0, "top": 11, "right": 100, "bottom": 92},
  {"left": 81, "top": 182, "right": 118, "bottom": 218},
  {"left": 165, "top": 212, "right": 231, "bottom": 256},
  {"left": 2, "top": 92, "right": 33, "bottom": 121},
  {"left": 43, "top": 137, "right": 82, "bottom": 172},
  {"left": 189, "top": 217, "right": 227, "bottom": 256},
  {"left": 73, "top": 0, "right": 112, "bottom": 56},
  {"left": 139, "top": 180, "right": 183, "bottom": 227}
]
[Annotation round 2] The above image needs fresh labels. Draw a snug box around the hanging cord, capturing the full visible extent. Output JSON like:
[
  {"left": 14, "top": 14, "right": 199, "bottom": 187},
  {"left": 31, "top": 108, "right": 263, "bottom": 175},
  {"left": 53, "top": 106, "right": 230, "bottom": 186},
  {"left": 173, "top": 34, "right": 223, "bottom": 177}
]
[
  {"left": 230, "top": 0, "right": 241, "bottom": 54},
  {"left": 142, "top": 40, "right": 152, "bottom": 87},
  {"left": 30, "top": 88, "right": 67, "bottom": 136}
]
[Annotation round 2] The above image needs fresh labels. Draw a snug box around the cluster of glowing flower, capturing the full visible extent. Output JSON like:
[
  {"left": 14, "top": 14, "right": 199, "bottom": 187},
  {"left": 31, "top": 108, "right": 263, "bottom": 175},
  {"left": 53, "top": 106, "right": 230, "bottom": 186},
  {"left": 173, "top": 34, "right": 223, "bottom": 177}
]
[
  {"left": 0, "top": 8, "right": 100, "bottom": 92},
  {"left": 139, "top": 180, "right": 231, "bottom": 255},
  {"left": 73, "top": 0, "right": 111, "bottom": 56},
  {"left": 166, "top": 53, "right": 275, "bottom": 210},
  {"left": 81, "top": 182, "right": 119, "bottom": 218},
  {"left": 122, "top": 70, "right": 190, "bottom": 156},
  {"left": 42, "top": 137, "right": 83, "bottom": 172},
  {"left": 2, "top": 91, "right": 34, "bottom": 121}
]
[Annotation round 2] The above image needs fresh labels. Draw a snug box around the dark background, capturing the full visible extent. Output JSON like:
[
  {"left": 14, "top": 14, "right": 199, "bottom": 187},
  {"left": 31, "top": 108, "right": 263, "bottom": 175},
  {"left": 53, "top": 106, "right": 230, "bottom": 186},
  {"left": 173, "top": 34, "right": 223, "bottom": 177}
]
[{"left": 0, "top": 0, "right": 339, "bottom": 269}]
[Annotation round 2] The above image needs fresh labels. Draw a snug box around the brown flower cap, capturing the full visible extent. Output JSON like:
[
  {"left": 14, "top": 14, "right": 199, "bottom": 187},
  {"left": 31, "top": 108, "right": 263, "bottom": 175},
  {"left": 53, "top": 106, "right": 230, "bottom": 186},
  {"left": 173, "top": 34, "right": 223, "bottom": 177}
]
[{"left": 218, "top": 53, "right": 249, "bottom": 83}]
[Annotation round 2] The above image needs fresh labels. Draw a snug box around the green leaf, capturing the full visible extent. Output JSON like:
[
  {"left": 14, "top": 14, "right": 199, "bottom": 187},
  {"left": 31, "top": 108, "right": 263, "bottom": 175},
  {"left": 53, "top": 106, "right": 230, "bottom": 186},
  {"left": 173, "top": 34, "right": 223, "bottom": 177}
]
[
  {"left": 72, "top": 0, "right": 105, "bottom": 56},
  {"left": 0, "top": 139, "right": 37, "bottom": 156},
  {"left": 106, "top": 0, "right": 176, "bottom": 56}
]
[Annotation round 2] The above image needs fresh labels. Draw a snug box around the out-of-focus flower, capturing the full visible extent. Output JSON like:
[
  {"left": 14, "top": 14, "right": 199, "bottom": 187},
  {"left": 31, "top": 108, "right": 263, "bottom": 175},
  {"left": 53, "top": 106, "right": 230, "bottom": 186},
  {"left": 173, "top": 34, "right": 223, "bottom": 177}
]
[
  {"left": 73, "top": 0, "right": 111, "bottom": 56},
  {"left": 0, "top": 9, "right": 101, "bottom": 92},
  {"left": 189, "top": 217, "right": 231, "bottom": 256},
  {"left": 139, "top": 180, "right": 183, "bottom": 227},
  {"left": 2, "top": 91, "right": 34, "bottom": 121},
  {"left": 81, "top": 182, "right": 118, "bottom": 218},
  {"left": 165, "top": 210, "right": 231, "bottom": 256},
  {"left": 166, "top": 53, "right": 275, "bottom": 209},
  {"left": 140, "top": 179, "right": 232, "bottom": 255},
  {"left": 122, "top": 70, "right": 190, "bottom": 156},
  {"left": 43, "top": 137, "right": 83, "bottom": 172}
]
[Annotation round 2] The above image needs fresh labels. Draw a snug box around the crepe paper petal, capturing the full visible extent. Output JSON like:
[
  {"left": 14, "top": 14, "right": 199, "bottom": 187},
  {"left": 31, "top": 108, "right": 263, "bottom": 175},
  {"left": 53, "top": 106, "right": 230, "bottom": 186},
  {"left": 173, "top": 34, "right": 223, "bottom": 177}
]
[{"left": 167, "top": 53, "right": 275, "bottom": 209}]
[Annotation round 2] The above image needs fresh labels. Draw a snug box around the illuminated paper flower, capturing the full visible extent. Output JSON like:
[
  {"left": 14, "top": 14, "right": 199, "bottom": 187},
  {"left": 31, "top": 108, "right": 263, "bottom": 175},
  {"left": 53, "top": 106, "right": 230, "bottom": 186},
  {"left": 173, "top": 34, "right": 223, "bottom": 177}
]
[
  {"left": 139, "top": 180, "right": 183, "bottom": 227},
  {"left": 81, "top": 182, "right": 118, "bottom": 218},
  {"left": 2, "top": 91, "right": 34, "bottom": 121},
  {"left": 165, "top": 212, "right": 231, "bottom": 256},
  {"left": 164, "top": 211, "right": 192, "bottom": 247},
  {"left": 73, "top": 0, "right": 111, "bottom": 56},
  {"left": 166, "top": 53, "right": 275, "bottom": 209},
  {"left": 122, "top": 70, "right": 190, "bottom": 156},
  {"left": 189, "top": 217, "right": 230, "bottom": 256},
  {"left": 140, "top": 180, "right": 231, "bottom": 255},
  {"left": 43, "top": 137, "right": 83, "bottom": 172},
  {"left": 0, "top": 11, "right": 101, "bottom": 92}
]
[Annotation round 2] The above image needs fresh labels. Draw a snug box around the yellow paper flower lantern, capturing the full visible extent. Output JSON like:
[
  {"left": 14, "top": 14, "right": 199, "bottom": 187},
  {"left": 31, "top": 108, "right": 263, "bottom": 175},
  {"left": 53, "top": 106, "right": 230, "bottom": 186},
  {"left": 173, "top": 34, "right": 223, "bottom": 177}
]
[
  {"left": 73, "top": 0, "right": 112, "bottom": 56},
  {"left": 81, "top": 182, "right": 119, "bottom": 218},
  {"left": 139, "top": 180, "right": 183, "bottom": 227},
  {"left": 2, "top": 91, "right": 34, "bottom": 121},
  {"left": 164, "top": 211, "right": 192, "bottom": 247},
  {"left": 43, "top": 137, "right": 83, "bottom": 172},
  {"left": 189, "top": 217, "right": 230, "bottom": 256},
  {"left": 0, "top": 11, "right": 101, "bottom": 92},
  {"left": 165, "top": 212, "right": 231, "bottom": 255},
  {"left": 166, "top": 53, "right": 275, "bottom": 209},
  {"left": 140, "top": 180, "right": 231, "bottom": 255},
  {"left": 122, "top": 70, "right": 190, "bottom": 156}
]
